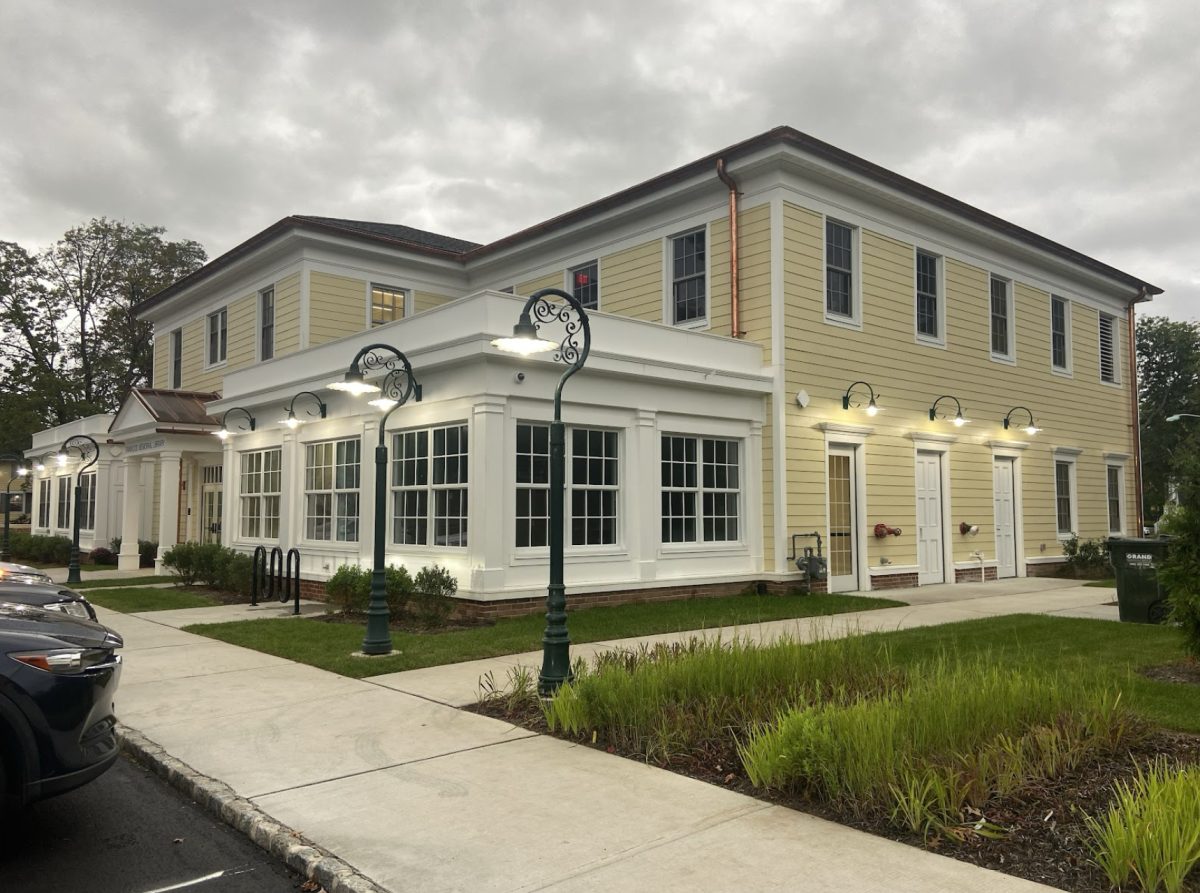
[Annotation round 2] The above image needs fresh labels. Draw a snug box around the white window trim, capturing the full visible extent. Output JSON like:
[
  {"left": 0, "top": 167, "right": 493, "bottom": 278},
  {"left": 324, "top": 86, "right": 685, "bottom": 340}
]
[
  {"left": 988, "top": 275, "right": 1016, "bottom": 365},
  {"left": 78, "top": 472, "right": 97, "bottom": 532},
  {"left": 257, "top": 286, "right": 275, "bottom": 363},
  {"left": 205, "top": 306, "right": 228, "bottom": 369},
  {"left": 1098, "top": 310, "right": 1122, "bottom": 386},
  {"left": 1052, "top": 449, "right": 1080, "bottom": 540},
  {"left": 564, "top": 260, "right": 600, "bottom": 311},
  {"left": 1049, "top": 295, "right": 1073, "bottom": 377},
  {"left": 1106, "top": 460, "right": 1127, "bottom": 536},
  {"left": 367, "top": 282, "right": 409, "bottom": 329},
  {"left": 663, "top": 225, "right": 710, "bottom": 331},
  {"left": 238, "top": 447, "right": 282, "bottom": 541},
  {"left": 822, "top": 216, "right": 863, "bottom": 331},
  {"left": 913, "top": 248, "right": 946, "bottom": 348}
]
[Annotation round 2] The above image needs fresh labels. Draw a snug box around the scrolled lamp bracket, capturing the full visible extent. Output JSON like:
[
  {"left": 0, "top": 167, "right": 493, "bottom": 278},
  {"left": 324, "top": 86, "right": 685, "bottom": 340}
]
[
  {"left": 282, "top": 391, "right": 328, "bottom": 429},
  {"left": 1002, "top": 406, "right": 1040, "bottom": 435},
  {"left": 929, "top": 395, "right": 969, "bottom": 427},
  {"left": 842, "top": 381, "right": 880, "bottom": 416}
]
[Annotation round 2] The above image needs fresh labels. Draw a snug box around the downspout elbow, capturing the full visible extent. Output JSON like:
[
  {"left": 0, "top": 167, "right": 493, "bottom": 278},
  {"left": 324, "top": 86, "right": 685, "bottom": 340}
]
[{"left": 716, "top": 158, "right": 742, "bottom": 339}]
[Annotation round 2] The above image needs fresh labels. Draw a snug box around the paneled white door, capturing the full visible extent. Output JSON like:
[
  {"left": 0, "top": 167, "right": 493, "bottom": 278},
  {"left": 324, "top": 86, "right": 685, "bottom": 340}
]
[
  {"left": 826, "top": 448, "right": 859, "bottom": 592},
  {"left": 916, "top": 451, "right": 945, "bottom": 585},
  {"left": 993, "top": 458, "right": 1017, "bottom": 578}
]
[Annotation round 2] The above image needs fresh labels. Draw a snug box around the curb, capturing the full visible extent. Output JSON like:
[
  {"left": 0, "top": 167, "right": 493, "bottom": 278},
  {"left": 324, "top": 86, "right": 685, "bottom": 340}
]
[{"left": 119, "top": 725, "right": 390, "bottom": 893}]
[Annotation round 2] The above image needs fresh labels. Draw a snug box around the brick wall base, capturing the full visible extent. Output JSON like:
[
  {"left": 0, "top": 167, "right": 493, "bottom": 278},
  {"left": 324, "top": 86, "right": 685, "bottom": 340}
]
[
  {"left": 1025, "top": 560, "right": 1067, "bottom": 578},
  {"left": 868, "top": 572, "right": 919, "bottom": 589},
  {"left": 955, "top": 566, "right": 999, "bottom": 583}
]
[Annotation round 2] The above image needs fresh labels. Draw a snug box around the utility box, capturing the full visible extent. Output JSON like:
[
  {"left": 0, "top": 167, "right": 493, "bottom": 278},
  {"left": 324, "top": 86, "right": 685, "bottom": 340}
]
[{"left": 1107, "top": 537, "right": 1173, "bottom": 624}]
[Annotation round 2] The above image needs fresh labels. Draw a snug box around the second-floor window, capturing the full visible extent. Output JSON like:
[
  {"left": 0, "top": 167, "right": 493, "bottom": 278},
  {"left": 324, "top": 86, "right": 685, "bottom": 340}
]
[
  {"left": 372, "top": 285, "right": 405, "bottom": 326},
  {"left": 989, "top": 276, "right": 1013, "bottom": 359},
  {"left": 207, "top": 308, "right": 227, "bottom": 365},
  {"left": 305, "top": 438, "right": 361, "bottom": 542},
  {"left": 670, "top": 229, "right": 706, "bottom": 325},
  {"left": 38, "top": 478, "right": 50, "bottom": 528},
  {"left": 1051, "top": 296, "right": 1070, "bottom": 372},
  {"left": 1099, "top": 312, "right": 1118, "bottom": 383},
  {"left": 259, "top": 287, "right": 275, "bottom": 361},
  {"left": 170, "top": 328, "right": 182, "bottom": 388},
  {"left": 570, "top": 261, "right": 599, "bottom": 310},
  {"left": 915, "top": 250, "right": 940, "bottom": 341},
  {"left": 825, "top": 220, "right": 855, "bottom": 320},
  {"left": 240, "top": 448, "right": 281, "bottom": 539},
  {"left": 79, "top": 473, "right": 97, "bottom": 531}
]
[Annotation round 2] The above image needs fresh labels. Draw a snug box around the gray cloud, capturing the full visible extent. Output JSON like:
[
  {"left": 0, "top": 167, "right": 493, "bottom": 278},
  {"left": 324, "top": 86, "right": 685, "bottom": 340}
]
[{"left": 0, "top": 0, "right": 1195, "bottom": 322}]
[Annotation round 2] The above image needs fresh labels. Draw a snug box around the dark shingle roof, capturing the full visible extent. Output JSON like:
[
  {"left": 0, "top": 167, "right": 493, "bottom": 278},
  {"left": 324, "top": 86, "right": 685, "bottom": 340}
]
[{"left": 292, "top": 216, "right": 482, "bottom": 254}]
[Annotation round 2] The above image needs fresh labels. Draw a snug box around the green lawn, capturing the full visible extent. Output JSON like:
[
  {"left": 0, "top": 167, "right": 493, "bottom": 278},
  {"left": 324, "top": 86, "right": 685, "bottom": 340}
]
[
  {"left": 71, "top": 575, "right": 180, "bottom": 590},
  {"left": 1083, "top": 578, "right": 1116, "bottom": 588},
  {"left": 184, "top": 592, "right": 904, "bottom": 678},
  {"left": 873, "top": 614, "right": 1199, "bottom": 732},
  {"left": 88, "top": 586, "right": 219, "bottom": 613}
]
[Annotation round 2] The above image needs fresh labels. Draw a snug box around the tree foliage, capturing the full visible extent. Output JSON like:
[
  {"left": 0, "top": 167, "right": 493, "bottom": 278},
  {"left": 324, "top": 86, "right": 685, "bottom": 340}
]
[
  {"left": 0, "top": 219, "right": 206, "bottom": 440},
  {"left": 1137, "top": 315, "right": 1200, "bottom": 524}
]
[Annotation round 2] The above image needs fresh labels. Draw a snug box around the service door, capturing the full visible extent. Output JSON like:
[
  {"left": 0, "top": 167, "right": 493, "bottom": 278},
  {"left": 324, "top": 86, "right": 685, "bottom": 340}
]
[
  {"left": 916, "top": 451, "right": 945, "bottom": 585},
  {"left": 993, "top": 458, "right": 1017, "bottom": 578},
  {"left": 201, "top": 486, "right": 222, "bottom": 545},
  {"left": 827, "top": 447, "right": 859, "bottom": 592}
]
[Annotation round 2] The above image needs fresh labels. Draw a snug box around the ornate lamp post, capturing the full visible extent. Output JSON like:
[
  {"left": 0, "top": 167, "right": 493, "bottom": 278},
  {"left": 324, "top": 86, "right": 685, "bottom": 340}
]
[
  {"left": 327, "top": 344, "right": 422, "bottom": 655},
  {"left": 0, "top": 455, "right": 29, "bottom": 563},
  {"left": 57, "top": 435, "right": 99, "bottom": 584},
  {"left": 491, "top": 288, "right": 591, "bottom": 696}
]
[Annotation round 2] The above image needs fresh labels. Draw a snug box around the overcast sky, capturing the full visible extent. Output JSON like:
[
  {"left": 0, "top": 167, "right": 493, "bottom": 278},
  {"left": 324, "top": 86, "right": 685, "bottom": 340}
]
[{"left": 1, "top": 0, "right": 1195, "bottom": 321}]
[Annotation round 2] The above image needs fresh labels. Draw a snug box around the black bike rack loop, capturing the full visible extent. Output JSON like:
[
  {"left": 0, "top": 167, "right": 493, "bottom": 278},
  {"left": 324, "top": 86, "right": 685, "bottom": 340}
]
[
  {"left": 285, "top": 548, "right": 301, "bottom": 615},
  {"left": 251, "top": 545, "right": 267, "bottom": 606},
  {"left": 268, "top": 546, "right": 283, "bottom": 602}
]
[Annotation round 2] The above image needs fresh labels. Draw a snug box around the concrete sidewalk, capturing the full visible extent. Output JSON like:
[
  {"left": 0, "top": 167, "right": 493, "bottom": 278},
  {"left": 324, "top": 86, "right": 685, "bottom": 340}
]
[{"left": 99, "top": 581, "right": 1115, "bottom": 893}]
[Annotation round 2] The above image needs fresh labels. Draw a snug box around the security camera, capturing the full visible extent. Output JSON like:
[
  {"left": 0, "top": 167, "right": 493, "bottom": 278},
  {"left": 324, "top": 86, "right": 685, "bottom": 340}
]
[{"left": 514, "top": 371, "right": 525, "bottom": 383}]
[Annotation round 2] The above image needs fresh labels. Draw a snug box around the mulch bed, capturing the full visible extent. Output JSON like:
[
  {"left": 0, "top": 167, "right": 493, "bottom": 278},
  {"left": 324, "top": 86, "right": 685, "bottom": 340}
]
[
  {"left": 1140, "top": 657, "right": 1200, "bottom": 686},
  {"left": 469, "top": 700, "right": 1200, "bottom": 893}
]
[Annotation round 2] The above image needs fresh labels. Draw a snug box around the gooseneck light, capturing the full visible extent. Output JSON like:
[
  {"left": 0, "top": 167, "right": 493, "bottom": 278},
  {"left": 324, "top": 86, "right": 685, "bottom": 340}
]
[
  {"left": 280, "top": 391, "right": 328, "bottom": 430},
  {"left": 841, "top": 381, "right": 881, "bottom": 417},
  {"left": 929, "top": 395, "right": 970, "bottom": 427},
  {"left": 214, "top": 407, "right": 257, "bottom": 441},
  {"left": 1002, "top": 406, "right": 1041, "bottom": 436}
]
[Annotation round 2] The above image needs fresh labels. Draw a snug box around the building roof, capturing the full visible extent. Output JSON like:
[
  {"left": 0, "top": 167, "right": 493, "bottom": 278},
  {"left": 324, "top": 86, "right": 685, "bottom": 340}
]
[
  {"left": 125, "top": 388, "right": 221, "bottom": 427},
  {"left": 138, "top": 125, "right": 1161, "bottom": 315}
]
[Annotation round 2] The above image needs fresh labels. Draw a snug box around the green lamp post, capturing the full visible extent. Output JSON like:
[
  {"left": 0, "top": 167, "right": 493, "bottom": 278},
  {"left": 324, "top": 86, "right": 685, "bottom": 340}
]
[
  {"left": 57, "top": 435, "right": 99, "bottom": 584},
  {"left": 327, "top": 344, "right": 422, "bottom": 655},
  {"left": 1, "top": 455, "right": 29, "bottom": 563},
  {"left": 492, "top": 287, "right": 592, "bottom": 696}
]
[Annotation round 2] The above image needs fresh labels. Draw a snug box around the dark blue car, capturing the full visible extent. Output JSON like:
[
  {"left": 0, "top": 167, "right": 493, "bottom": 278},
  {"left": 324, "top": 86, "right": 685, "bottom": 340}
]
[{"left": 0, "top": 603, "right": 123, "bottom": 811}]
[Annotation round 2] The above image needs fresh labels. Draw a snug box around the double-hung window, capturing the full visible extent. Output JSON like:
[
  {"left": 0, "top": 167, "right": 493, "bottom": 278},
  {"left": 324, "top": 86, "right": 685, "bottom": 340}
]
[
  {"left": 570, "top": 261, "right": 599, "bottom": 310},
  {"left": 37, "top": 479, "right": 50, "bottom": 528},
  {"left": 259, "top": 287, "right": 275, "bottom": 361},
  {"left": 915, "top": 250, "right": 941, "bottom": 341},
  {"left": 670, "top": 229, "right": 706, "bottom": 325},
  {"left": 1099, "top": 312, "right": 1118, "bottom": 383},
  {"left": 170, "top": 328, "right": 182, "bottom": 388},
  {"left": 371, "top": 285, "right": 406, "bottom": 327},
  {"left": 989, "top": 276, "right": 1013, "bottom": 359},
  {"left": 514, "top": 423, "right": 618, "bottom": 548},
  {"left": 78, "top": 473, "right": 97, "bottom": 531},
  {"left": 661, "top": 435, "right": 740, "bottom": 544},
  {"left": 1050, "top": 296, "right": 1070, "bottom": 372},
  {"left": 1107, "top": 464, "right": 1124, "bottom": 534},
  {"left": 390, "top": 424, "right": 469, "bottom": 547},
  {"left": 825, "top": 220, "right": 855, "bottom": 321},
  {"left": 1054, "top": 458, "right": 1076, "bottom": 536},
  {"left": 305, "top": 438, "right": 361, "bottom": 542},
  {"left": 56, "top": 478, "right": 71, "bottom": 529},
  {"left": 240, "top": 448, "right": 282, "bottom": 539},
  {"left": 207, "top": 308, "right": 227, "bottom": 365}
]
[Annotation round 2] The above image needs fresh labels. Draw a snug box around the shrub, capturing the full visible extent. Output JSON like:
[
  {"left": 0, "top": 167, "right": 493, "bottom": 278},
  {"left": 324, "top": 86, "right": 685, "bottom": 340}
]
[
  {"left": 87, "top": 546, "right": 117, "bottom": 566},
  {"left": 1062, "top": 535, "right": 1111, "bottom": 578},
  {"left": 22, "top": 534, "right": 73, "bottom": 565},
  {"left": 139, "top": 540, "right": 158, "bottom": 568},
  {"left": 161, "top": 542, "right": 202, "bottom": 585},
  {"left": 193, "top": 543, "right": 231, "bottom": 589},
  {"left": 412, "top": 564, "right": 457, "bottom": 627},
  {"left": 1160, "top": 450, "right": 1200, "bottom": 659},
  {"left": 325, "top": 563, "right": 415, "bottom": 615},
  {"left": 7, "top": 530, "right": 31, "bottom": 559},
  {"left": 220, "top": 551, "right": 254, "bottom": 598}
]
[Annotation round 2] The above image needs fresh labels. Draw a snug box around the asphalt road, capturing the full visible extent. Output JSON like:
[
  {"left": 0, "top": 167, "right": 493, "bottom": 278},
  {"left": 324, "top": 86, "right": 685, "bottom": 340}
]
[{"left": 0, "top": 753, "right": 305, "bottom": 893}]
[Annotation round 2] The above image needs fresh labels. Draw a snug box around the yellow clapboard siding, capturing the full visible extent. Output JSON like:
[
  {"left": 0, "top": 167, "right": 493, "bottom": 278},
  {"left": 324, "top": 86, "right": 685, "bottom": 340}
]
[
  {"left": 711, "top": 203, "right": 772, "bottom": 362},
  {"left": 226, "top": 293, "right": 256, "bottom": 370},
  {"left": 310, "top": 271, "right": 366, "bottom": 345},
  {"left": 600, "top": 240, "right": 662, "bottom": 322},
  {"left": 275, "top": 273, "right": 301, "bottom": 356},
  {"left": 516, "top": 273, "right": 561, "bottom": 296},
  {"left": 152, "top": 337, "right": 168, "bottom": 389},
  {"left": 414, "top": 291, "right": 451, "bottom": 313}
]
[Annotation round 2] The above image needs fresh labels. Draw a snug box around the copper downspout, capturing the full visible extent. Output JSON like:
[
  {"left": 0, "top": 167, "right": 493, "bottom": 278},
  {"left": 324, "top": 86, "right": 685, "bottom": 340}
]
[
  {"left": 716, "top": 158, "right": 743, "bottom": 338},
  {"left": 1128, "top": 289, "right": 1148, "bottom": 535}
]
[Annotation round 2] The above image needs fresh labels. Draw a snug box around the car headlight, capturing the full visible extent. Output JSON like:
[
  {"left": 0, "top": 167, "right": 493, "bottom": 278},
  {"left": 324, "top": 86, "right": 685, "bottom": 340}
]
[
  {"left": 9, "top": 648, "right": 117, "bottom": 674},
  {"left": 54, "top": 600, "right": 92, "bottom": 619}
]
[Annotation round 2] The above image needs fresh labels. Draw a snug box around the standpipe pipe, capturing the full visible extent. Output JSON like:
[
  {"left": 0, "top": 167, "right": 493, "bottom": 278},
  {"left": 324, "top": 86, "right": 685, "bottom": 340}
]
[{"left": 716, "top": 158, "right": 742, "bottom": 339}]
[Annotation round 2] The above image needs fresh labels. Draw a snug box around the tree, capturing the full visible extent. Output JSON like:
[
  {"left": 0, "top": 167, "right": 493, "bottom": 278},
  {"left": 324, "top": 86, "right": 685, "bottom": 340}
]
[
  {"left": 0, "top": 220, "right": 207, "bottom": 437},
  {"left": 1137, "top": 315, "right": 1200, "bottom": 524}
]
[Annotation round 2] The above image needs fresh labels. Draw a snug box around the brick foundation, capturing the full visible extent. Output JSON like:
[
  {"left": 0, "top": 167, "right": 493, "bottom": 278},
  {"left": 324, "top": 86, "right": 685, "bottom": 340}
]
[
  {"left": 868, "top": 572, "right": 919, "bottom": 589},
  {"left": 954, "top": 565, "right": 999, "bottom": 583},
  {"left": 1025, "top": 560, "right": 1067, "bottom": 578}
]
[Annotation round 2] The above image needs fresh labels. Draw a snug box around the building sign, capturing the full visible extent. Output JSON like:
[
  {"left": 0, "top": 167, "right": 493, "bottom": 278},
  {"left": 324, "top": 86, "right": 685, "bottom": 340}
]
[{"left": 129, "top": 438, "right": 166, "bottom": 453}]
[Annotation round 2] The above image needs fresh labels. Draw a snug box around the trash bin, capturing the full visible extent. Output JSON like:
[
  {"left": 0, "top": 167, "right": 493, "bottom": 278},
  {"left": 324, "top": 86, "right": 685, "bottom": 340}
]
[{"left": 1107, "top": 537, "right": 1173, "bottom": 624}]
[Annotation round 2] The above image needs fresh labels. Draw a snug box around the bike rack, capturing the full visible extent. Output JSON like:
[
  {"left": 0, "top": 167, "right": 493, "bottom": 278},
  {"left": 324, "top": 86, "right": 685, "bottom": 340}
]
[
  {"left": 285, "top": 548, "right": 301, "bottom": 615},
  {"left": 268, "top": 546, "right": 283, "bottom": 602},
  {"left": 251, "top": 545, "right": 267, "bottom": 606}
]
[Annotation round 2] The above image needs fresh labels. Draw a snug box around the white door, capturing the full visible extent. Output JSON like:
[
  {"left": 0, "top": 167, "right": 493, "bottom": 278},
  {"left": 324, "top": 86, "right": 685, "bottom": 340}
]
[
  {"left": 826, "top": 447, "right": 859, "bottom": 592},
  {"left": 202, "top": 486, "right": 223, "bottom": 545},
  {"left": 993, "top": 458, "right": 1017, "bottom": 578},
  {"left": 916, "top": 452, "right": 945, "bottom": 585}
]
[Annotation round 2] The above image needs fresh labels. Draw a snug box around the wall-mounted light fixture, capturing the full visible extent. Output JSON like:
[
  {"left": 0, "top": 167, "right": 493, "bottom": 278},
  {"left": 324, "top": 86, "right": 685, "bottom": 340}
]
[
  {"left": 842, "top": 381, "right": 881, "bottom": 417},
  {"left": 214, "top": 407, "right": 257, "bottom": 441},
  {"left": 280, "top": 391, "right": 327, "bottom": 430},
  {"left": 929, "top": 395, "right": 969, "bottom": 427},
  {"left": 1002, "top": 406, "right": 1041, "bottom": 435}
]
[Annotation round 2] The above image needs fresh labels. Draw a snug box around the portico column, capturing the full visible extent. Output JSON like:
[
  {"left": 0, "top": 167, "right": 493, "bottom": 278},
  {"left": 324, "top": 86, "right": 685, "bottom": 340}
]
[
  {"left": 156, "top": 450, "right": 182, "bottom": 574},
  {"left": 118, "top": 456, "right": 143, "bottom": 571},
  {"left": 278, "top": 430, "right": 297, "bottom": 548},
  {"left": 468, "top": 399, "right": 506, "bottom": 593}
]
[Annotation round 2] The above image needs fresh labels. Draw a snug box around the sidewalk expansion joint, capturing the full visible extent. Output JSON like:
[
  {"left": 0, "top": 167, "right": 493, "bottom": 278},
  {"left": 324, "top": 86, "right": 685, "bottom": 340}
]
[{"left": 120, "top": 725, "right": 389, "bottom": 893}]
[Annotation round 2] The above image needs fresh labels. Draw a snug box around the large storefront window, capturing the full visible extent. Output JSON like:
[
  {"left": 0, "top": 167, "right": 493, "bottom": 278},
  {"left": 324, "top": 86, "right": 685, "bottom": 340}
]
[
  {"left": 240, "top": 448, "right": 282, "bottom": 539},
  {"left": 390, "top": 424, "right": 468, "bottom": 547},
  {"left": 515, "top": 424, "right": 618, "bottom": 548},
  {"left": 661, "top": 435, "right": 740, "bottom": 544},
  {"left": 79, "top": 473, "right": 97, "bottom": 531},
  {"left": 305, "top": 438, "right": 361, "bottom": 542}
]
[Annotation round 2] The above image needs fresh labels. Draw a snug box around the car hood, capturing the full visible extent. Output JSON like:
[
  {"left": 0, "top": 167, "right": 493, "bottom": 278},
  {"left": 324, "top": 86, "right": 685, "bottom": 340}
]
[
  {"left": 0, "top": 580, "right": 86, "bottom": 600},
  {"left": 0, "top": 603, "right": 122, "bottom": 650}
]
